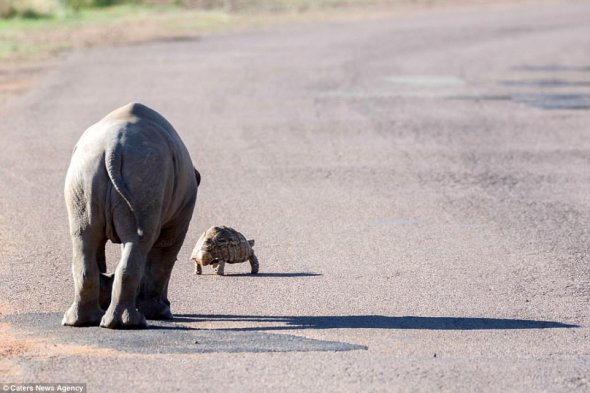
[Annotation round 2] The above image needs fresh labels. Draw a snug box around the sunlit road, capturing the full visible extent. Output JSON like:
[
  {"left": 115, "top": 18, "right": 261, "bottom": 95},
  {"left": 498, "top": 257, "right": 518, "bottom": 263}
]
[{"left": 1, "top": 1, "right": 590, "bottom": 391}]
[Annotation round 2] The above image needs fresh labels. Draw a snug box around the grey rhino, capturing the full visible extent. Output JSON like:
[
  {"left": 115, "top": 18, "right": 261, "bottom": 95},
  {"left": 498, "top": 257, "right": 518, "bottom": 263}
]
[{"left": 62, "top": 102, "right": 200, "bottom": 329}]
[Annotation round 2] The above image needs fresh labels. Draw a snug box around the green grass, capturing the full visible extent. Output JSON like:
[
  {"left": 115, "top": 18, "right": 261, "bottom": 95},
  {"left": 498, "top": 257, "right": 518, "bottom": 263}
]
[
  {"left": 1, "top": 3, "right": 162, "bottom": 26},
  {"left": 2, "top": 6, "right": 110, "bottom": 31}
]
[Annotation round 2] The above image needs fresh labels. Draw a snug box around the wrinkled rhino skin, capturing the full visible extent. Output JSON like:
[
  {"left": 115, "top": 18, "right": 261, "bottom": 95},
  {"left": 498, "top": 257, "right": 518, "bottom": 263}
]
[{"left": 62, "top": 102, "right": 200, "bottom": 329}]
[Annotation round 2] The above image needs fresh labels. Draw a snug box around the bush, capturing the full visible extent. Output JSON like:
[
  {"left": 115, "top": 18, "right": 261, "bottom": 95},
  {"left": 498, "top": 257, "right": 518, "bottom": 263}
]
[
  {"left": 62, "top": 0, "right": 128, "bottom": 10},
  {"left": 0, "top": 0, "right": 56, "bottom": 19},
  {"left": 0, "top": 0, "right": 134, "bottom": 17}
]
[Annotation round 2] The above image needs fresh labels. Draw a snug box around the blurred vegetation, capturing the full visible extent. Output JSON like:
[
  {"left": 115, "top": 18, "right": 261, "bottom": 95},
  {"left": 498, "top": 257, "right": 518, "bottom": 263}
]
[
  {"left": 0, "top": 0, "right": 385, "bottom": 19},
  {"left": 0, "top": 0, "right": 495, "bottom": 62},
  {"left": 182, "top": 0, "right": 383, "bottom": 12}
]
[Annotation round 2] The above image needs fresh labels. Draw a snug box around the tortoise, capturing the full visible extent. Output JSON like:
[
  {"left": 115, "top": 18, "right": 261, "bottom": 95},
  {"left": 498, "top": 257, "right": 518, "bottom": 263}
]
[{"left": 191, "top": 226, "right": 259, "bottom": 276}]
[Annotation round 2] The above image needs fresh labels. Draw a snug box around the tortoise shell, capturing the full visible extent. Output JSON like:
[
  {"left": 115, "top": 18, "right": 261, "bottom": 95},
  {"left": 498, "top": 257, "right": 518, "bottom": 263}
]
[{"left": 198, "top": 226, "right": 254, "bottom": 263}]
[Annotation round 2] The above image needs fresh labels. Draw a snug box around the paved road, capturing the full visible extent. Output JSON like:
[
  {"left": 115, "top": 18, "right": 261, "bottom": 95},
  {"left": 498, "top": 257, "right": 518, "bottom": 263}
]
[{"left": 1, "top": 2, "right": 590, "bottom": 391}]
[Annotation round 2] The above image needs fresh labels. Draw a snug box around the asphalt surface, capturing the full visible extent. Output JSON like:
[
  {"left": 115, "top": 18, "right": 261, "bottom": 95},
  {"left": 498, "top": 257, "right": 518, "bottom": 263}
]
[{"left": 1, "top": 1, "right": 590, "bottom": 391}]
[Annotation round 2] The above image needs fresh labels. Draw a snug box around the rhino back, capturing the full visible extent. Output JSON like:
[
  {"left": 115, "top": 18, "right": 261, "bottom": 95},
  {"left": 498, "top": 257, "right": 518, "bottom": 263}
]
[{"left": 65, "top": 103, "right": 197, "bottom": 241}]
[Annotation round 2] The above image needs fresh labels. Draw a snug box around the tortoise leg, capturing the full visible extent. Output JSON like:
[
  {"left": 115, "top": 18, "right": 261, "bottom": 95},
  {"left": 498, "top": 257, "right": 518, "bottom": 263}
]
[
  {"left": 249, "top": 253, "right": 259, "bottom": 274},
  {"left": 213, "top": 260, "right": 225, "bottom": 276}
]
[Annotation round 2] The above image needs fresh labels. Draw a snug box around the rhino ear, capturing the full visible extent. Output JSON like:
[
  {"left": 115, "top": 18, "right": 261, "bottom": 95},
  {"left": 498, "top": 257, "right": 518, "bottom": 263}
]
[{"left": 194, "top": 168, "right": 201, "bottom": 186}]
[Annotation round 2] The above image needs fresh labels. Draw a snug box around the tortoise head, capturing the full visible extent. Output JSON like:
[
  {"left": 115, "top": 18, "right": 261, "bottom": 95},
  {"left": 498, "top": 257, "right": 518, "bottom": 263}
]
[{"left": 195, "top": 249, "right": 214, "bottom": 266}]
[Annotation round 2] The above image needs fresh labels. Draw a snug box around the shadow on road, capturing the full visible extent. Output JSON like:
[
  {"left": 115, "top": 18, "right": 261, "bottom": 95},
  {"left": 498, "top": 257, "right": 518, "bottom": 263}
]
[
  {"left": 172, "top": 314, "right": 578, "bottom": 331},
  {"left": 221, "top": 272, "right": 322, "bottom": 278},
  {"left": 2, "top": 313, "right": 367, "bottom": 353},
  {"left": 449, "top": 63, "right": 590, "bottom": 110},
  {"left": 450, "top": 93, "right": 590, "bottom": 110},
  {"left": 512, "top": 64, "right": 590, "bottom": 72}
]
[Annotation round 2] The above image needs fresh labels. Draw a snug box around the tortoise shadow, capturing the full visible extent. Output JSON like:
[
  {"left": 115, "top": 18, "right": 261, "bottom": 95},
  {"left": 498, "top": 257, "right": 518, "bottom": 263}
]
[
  {"left": 222, "top": 272, "right": 322, "bottom": 278},
  {"left": 170, "top": 314, "right": 578, "bottom": 331}
]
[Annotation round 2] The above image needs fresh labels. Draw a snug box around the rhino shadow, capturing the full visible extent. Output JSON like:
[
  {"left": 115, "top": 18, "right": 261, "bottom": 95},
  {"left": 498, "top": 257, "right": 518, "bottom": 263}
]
[{"left": 172, "top": 314, "right": 578, "bottom": 331}]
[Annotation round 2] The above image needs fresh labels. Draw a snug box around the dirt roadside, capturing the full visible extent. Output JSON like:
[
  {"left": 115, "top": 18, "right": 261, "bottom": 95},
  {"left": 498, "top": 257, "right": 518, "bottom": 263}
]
[{"left": 0, "top": 301, "right": 127, "bottom": 379}]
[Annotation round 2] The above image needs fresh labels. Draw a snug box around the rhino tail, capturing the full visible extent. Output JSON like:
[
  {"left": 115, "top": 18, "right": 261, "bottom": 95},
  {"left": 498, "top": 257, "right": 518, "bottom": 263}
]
[{"left": 105, "top": 143, "right": 144, "bottom": 238}]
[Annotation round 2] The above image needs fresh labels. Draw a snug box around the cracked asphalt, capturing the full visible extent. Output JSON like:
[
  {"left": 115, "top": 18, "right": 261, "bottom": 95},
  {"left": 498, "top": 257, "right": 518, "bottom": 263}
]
[{"left": 1, "top": 1, "right": 590, "bottom": 391}]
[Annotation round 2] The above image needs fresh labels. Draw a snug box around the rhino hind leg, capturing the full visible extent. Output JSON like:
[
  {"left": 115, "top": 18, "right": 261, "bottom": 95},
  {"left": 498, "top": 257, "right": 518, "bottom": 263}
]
[
  {"left": 100, "top": 242, "right": 148, "bottom": 329},
  {"left": 99, "top": 272, "right": 114, "bottom": 310},
  {"left": 62, "top": 235, "right": 105, "bottom": 327},
  {"left": 137, "top": 243, "right": 182, "bottom": 320},
  {"left": 96, "top": 244, "right": 114, "bottom": 310},
  {"left": 138, "top": 203, "right": 194, "bottom": 320}
]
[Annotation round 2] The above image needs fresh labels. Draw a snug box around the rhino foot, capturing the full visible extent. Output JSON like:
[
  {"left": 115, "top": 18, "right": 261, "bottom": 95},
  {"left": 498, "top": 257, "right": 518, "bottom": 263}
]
[
  {"left": 62, "top": 303, "right": 104, "bottom": 327},
  {"left": 100, "top": 305, "right": 146, "bottom": 329},
  {"left": 137, "top": 299, "right": 173, "bottom": 320}
]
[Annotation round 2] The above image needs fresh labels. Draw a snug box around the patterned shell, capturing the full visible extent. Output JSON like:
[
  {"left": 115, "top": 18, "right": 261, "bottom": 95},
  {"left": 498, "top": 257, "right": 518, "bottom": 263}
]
[{"left": 200, "top": 226, "right": 253, "bottom": 263}]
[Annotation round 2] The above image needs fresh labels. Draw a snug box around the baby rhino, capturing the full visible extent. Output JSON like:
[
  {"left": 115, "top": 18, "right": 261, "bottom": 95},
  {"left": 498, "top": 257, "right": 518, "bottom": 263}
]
[
  {"left": 191, "top": 226, "right": 259, "bottom": 275},
  {"left": 63, "top": 102, "right": 199, "bottom": 329}
]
